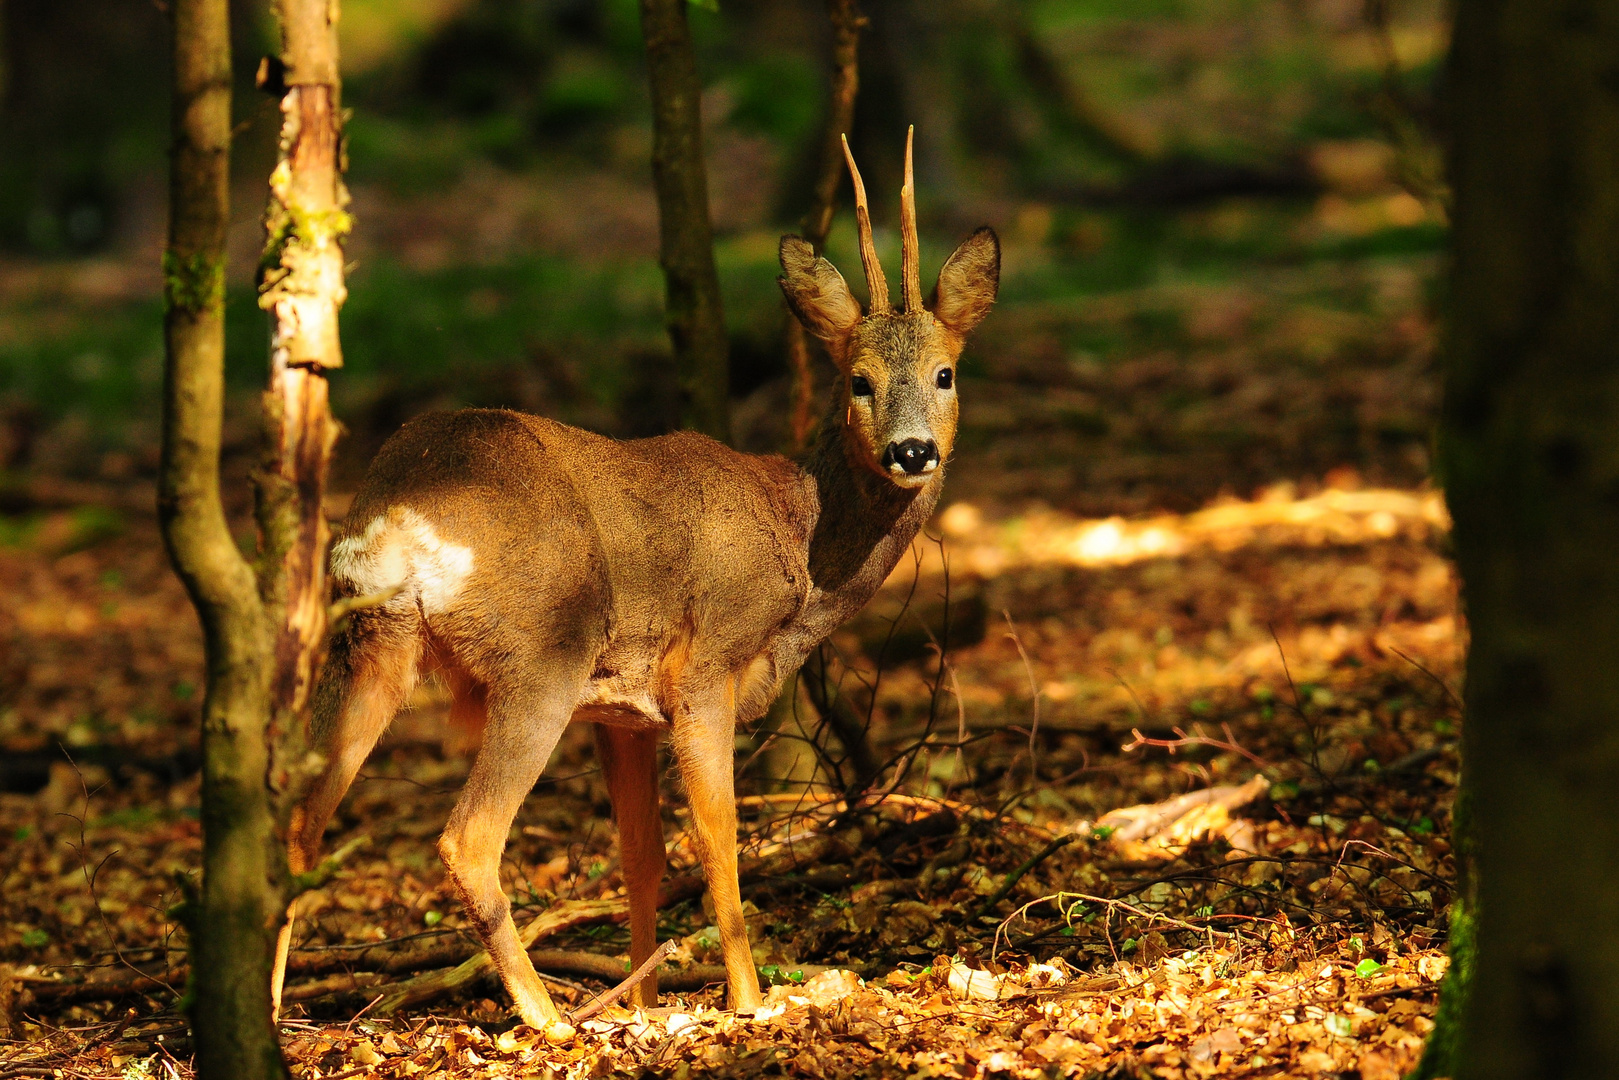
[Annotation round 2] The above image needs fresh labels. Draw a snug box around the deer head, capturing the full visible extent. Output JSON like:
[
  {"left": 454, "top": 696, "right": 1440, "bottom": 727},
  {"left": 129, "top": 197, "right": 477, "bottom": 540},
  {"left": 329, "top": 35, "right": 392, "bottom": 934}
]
[{"left": 779, "top": 127, "right": 1000, "bottom": 489}]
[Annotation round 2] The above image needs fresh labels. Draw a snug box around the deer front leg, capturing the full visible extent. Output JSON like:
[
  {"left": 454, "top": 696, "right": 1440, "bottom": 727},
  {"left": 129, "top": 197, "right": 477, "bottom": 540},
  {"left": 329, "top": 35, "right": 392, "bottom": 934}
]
[
  {"left": 272, "top": 622, "right": 421, "bottom": 1018},
  {"left": 672, "top": 697, "right": 764, "bottom": 1012},
  {"left": 440, "top": 689, "right": 574, "bottom": 1029},
  {"left": 595, "top": 726, "right": 666, "bottom": 1008}
]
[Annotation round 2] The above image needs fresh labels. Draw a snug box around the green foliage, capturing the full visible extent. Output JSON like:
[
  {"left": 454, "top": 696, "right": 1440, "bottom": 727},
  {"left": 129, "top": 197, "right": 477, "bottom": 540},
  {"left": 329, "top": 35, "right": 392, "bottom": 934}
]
[{"left": 728, "top": 55, "right": 819, "bottom": 146}]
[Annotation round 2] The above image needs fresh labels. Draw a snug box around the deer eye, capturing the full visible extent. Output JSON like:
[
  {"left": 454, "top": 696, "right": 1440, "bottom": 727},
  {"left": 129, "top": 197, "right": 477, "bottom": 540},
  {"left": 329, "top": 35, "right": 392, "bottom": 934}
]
[
  {"left": 850, "top": 375, "right": 874, "bottom": 397},
  {"left": 935, "top": 368, "right": 954, "bottom": 390}
]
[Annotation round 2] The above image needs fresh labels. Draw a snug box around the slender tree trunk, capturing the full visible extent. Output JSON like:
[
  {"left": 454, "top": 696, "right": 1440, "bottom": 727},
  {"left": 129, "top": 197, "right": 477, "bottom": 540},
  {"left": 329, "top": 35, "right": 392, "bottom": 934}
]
[
  {"left": 257, "top": 0, "right": 345, "bottom": 769},
  {"left": 638, "top": 0, "right": 729, "bottom": 443},
  {"left": 257, "top": 0, "right": 347, "bottom": 1022},
  {"left": 161, "top": 2, "right": 287, "bottom": 1078},
  {"left": 1444, "top": 2, "right": 1619, "bottom": 1075},
  {"left": 785, "top": 0, "right": 865, "bottom": 453}
]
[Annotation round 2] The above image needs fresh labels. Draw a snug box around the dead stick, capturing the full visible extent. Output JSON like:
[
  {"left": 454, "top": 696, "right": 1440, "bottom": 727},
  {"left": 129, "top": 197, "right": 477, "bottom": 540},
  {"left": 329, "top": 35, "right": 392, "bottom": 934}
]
[
  {"left": 972, "top": 834, "right": 1076, "bottom": 920},
  {"left": 567, "top": 940, "right": 676, "bottom": 1024}
]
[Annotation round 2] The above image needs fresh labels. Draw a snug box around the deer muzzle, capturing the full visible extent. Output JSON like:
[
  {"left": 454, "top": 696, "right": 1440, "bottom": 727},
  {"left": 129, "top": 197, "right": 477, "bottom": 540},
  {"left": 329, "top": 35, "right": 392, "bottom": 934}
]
[{"left": 882, "top": 438, "right": 939, "bottom": 480}]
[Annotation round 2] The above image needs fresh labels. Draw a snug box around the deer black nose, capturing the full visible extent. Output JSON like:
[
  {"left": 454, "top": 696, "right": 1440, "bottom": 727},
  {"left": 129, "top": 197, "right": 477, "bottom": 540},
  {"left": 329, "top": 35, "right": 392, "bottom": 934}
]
[{"left": 884, "top": 438, "right": 938, "bottom": 475}]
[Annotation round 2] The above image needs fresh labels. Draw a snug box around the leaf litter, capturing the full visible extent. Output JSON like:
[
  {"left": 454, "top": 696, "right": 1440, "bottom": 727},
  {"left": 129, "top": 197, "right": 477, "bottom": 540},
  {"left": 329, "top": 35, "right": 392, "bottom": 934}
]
[{"left": 0, "top": 469, "right": 1458, "bottom": 1079}]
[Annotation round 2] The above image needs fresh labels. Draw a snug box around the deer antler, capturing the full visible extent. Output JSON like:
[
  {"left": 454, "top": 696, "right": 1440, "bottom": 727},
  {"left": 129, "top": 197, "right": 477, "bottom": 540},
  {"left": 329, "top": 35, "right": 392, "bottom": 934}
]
[
  {"left": 841, "top": 134, "right": 890, "bottom": 314},
  {"left": 900, "top": 125, "right": 923, "bottom": 313}
]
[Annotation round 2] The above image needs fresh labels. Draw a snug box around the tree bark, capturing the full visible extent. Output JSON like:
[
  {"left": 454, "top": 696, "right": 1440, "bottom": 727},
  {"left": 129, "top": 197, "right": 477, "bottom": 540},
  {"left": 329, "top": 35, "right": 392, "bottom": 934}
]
[
  {"left": 638, "top": 0, "right": 729, "bottom": 443},
  {"left": 161, "top": 2, "right": 287, "bottom": 1079},
  {"left": 1444, "top": 2, "right": 1619, "bottom": 1075},
  {"left": 784, "top": 0, "right": 865, "bottom": 453}
]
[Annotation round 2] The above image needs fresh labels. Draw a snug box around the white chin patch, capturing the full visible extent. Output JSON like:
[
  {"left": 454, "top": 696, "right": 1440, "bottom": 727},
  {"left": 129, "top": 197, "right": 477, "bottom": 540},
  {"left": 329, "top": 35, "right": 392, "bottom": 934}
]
[
  {"left": 330, "top": 507, "right": 475, "bottom": 615},
  {"left": 887, "top": 466, "right": 936, "bottom": 488}
]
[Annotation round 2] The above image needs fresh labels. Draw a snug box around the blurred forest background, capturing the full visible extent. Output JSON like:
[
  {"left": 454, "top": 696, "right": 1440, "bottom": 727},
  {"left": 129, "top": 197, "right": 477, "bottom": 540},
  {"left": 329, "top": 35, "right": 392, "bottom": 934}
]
[{"left": 1, "top": 0, "right": 1446, "bottom": 504}]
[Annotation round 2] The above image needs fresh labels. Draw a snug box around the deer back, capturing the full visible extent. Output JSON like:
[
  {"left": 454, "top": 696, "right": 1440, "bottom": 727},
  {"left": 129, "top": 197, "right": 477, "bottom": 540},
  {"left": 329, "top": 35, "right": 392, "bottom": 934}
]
[{"left": 331, "top": 409, "right": 816, "bottom": 725}]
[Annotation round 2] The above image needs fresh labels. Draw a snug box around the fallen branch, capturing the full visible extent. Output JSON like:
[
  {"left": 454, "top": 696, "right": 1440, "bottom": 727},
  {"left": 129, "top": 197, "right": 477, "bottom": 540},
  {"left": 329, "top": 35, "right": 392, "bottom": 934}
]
[
  {"left": 1093, "top": 775, "right": 1271, "bottom": 855},
  {"left": 371, "top": 898, "right": 627, "bottom": 1016}
]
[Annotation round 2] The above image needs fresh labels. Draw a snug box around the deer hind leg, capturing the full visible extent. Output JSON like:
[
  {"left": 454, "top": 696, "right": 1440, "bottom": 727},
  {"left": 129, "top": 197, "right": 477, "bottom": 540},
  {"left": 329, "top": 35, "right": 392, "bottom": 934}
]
[
  {"left": 438, "top": 679, "right": 580, "bottom": 1028},
  {"left": 672, "top": 691, "right": 764, "bottom": 1012},
  {"left": 272, "top": 611, "right": 422, "bottom": 1018},
  {"left": 595, "top": 726, "right": 666, "bottom": 1008}
]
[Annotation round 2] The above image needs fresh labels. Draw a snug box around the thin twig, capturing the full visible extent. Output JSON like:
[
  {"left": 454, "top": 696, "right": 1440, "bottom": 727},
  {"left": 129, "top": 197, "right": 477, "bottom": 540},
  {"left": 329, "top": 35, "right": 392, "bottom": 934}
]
[
  {"left": 972, "top": 834, "right": 1076, "bottom": 921},
  {"left": 1002, "top": 610, "right": 1042, "bottom": 779},
  {"left": 1121, "top": 723, "right": 1273, "bottom": 774},
  {"left": 1386, "top": 645, "right": 1464, "bottom": 715},
  {"left": 289, "top": 833, "right": 370, "bottom": 898},
  {"left": 567, "top": 940, "right": 676, "bottom": 1024}
]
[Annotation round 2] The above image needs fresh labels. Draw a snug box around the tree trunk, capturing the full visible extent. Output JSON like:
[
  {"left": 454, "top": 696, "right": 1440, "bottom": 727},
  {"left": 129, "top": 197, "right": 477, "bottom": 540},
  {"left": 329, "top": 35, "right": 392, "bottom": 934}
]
[
  {"left": 638, "top": 0, "right": 729, "bottom": 443},
  {"left": 784, "top": 0, "right": 865, "bottom": 453},
  {"left": 1444, "top": 2, "right": 1619, "bottom": 1075},
  {"left": 161, "top": 2, "right": 287, "bottom": 1079},
  {"left": 257, "top": 0, "right": 345, "bottom": 780}
]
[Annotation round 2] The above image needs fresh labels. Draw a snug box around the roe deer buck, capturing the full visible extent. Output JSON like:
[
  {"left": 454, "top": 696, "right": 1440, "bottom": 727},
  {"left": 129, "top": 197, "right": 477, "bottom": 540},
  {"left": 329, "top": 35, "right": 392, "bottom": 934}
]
[{"left": 270, "top": 129, "right": 999, "bottom": 1029}]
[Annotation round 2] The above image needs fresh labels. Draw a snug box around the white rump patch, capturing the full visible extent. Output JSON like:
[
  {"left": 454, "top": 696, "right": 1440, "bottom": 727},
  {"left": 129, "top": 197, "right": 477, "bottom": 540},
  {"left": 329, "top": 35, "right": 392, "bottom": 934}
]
[{"left": 330, "top": 506, "right": 475, "bottom": 615}]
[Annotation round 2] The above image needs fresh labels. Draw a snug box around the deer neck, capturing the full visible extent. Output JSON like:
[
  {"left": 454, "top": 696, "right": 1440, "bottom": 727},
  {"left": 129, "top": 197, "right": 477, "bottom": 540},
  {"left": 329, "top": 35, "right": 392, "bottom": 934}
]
[{"left": 796, "top": 402, "right": 942, "bottom": 631}]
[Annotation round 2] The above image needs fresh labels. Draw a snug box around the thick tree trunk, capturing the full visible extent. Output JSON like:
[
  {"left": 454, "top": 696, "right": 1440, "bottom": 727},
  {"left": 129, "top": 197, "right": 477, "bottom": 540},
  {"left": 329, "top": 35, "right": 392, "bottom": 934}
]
[
  {"left": 1444, "top": 2, "right": 1619, "bottom": 1075},
  {"left": 638, "top": 0, "right": 729, "bottom": 443},
  {"left": 160, "top": 2, "right": 287, "bottom": 1079},
  {"left": 784, "top": 0, "right": 865, "bottom": 453}
]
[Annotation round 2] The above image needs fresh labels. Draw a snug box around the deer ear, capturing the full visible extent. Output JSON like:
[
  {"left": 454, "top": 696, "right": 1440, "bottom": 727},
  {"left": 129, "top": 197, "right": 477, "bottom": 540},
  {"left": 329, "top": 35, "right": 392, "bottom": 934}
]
[
  {"left": 778, "top": 236, "right": 862, "bottom": 351},
  {"left": 931, "top": 227, "right": 1000, "bottom": 335}
]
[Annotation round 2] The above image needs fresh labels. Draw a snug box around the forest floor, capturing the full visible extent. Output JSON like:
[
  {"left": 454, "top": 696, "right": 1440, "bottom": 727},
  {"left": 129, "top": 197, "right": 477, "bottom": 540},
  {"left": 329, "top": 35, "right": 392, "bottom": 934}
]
[{"left": 0, "top": 188, "right": 1458, "bottom": 1078}]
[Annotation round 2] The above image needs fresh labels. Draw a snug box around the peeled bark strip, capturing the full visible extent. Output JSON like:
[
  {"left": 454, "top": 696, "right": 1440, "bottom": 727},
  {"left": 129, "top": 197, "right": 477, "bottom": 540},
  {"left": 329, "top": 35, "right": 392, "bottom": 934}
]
[
  {"left": 161, "top": 2, "right": 287, "bottom": 1079},
  {"left": 638, "top": 0, "right": 730, "bottom": 443},
  {"left": 1444, "top": 2, "right": 1619, "bottom": 1074},
  {"left": 785, "top": 0, "right": 865, "bottom": 452}
]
